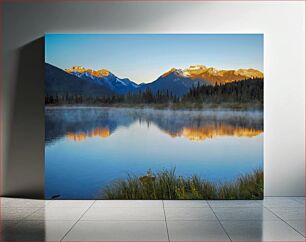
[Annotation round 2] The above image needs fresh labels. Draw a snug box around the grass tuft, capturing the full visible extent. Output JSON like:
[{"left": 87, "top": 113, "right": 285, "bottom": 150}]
[{"left": 101, "top": 168, "right": 263, "bottom": 200}]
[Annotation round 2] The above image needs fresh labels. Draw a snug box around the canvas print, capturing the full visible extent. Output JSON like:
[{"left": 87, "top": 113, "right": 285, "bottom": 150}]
[{"left": 45, "top": 34, "right": 263, "bottom": 199}]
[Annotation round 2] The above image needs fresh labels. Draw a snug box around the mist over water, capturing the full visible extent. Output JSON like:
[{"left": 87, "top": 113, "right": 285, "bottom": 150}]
[{"left": 45, "top": 107, "right": 263, "bottom": 199}]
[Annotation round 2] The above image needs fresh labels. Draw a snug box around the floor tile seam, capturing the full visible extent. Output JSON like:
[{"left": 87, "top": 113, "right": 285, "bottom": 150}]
[
  {"left": 264, "top": 206, "right": 305, "bottom": 238},
  {"left": 207, "top": 201, "right": 232, "bottom": 242},
  {"left": 162, "top": 200, "right": 170, "bottom": 242},
  {"left": 60, "top": 200, "right": 96, "bottom": 241}
]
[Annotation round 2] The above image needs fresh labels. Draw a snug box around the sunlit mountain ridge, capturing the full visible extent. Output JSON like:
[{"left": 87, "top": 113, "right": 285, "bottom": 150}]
[
  {"left": 163, "top": 65, "right": 264, "bottom": 85},
  {"left": 65, "top": 66, "right": 110, "bottom": 77},
  {"left": 45, "top": 63, "right": 113, "bottom": 97},
  {"left": 46, "top": 63, "right": 264, "bottom": 98},
  {"left": 64, "top": 65, "right": 138, "bottom": 94},
  {"left": 65, "top": 64, "right": 263, "bottom": 86}
]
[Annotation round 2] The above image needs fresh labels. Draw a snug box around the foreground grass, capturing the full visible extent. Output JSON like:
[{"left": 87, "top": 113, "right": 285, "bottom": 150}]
[{"left": 101, "top": 168, "right": 263, "bottom": 200}]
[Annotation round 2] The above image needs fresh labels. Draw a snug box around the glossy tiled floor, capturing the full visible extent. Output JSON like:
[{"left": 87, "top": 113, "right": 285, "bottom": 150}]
[{"left": 0, "top": 197, "right": 305, "bottom": 241}]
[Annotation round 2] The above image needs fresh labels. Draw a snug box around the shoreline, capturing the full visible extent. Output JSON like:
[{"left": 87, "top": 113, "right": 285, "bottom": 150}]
[{"left": 45, "top": 102, "right": 263, "bottom": 111}]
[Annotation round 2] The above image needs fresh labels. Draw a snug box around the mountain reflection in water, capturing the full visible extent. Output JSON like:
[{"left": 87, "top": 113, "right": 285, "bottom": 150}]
[
  {"left": 45, "top": 107, "right": 263, "bottom": 144},
  {"left": 65, "top": 128, "right": 110, "bottom": 141},
  {"left": 45, "top": 107, "right": 263, "bottom": 199}
]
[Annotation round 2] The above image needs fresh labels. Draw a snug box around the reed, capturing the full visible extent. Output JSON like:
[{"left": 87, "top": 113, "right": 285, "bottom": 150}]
[{"left": 101, "top": 168, "right": 263, "bottom": 200}]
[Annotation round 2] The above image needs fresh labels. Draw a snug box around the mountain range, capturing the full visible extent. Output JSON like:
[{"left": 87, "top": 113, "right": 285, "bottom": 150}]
[
  {"left": 45, "top": 63, "right": 263, "bottom": 97},
  {"left": 45, "top": 63, "right": 113, "bottom": 97},
  {"left": 65, "top": 66, "right": 138, "bottom": 94}
]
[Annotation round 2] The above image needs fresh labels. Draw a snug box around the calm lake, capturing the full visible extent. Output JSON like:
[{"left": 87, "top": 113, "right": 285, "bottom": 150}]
[{"left": 45, "top": 107, "right": 263, "bottom": 199}]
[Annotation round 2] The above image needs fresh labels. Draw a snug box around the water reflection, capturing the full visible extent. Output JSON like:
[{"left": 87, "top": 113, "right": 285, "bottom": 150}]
[
  {"left": 171, "top": 125, "right": 262, "bottom": 141},
  {"left": 45, "top": 107, "right": 263, "bottom": 144},
  {"left": 45, "top": 107, "right": 263, "bottom": 199},
  {"left": 65, "top": 128, "right": 111, "bottom": 141},
  {"left": 45, "top": 107, "right": 134, "bottom": 145}
]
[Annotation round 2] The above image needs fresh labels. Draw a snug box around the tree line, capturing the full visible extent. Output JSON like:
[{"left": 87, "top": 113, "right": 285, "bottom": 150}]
[
  {"left": 45, "top": 78, "right": 263, "bottom": 105},
  {"left": 183, "top": 78, "right": 263, "bottom": 103},
  {"left": 45, "top": 88, "right": 179, "bottom": 105}
]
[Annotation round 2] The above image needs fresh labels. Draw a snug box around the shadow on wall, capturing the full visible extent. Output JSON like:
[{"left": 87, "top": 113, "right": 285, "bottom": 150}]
[
  {"left": 1, "top": 218, "right": 46, "bottom": 240},
  {"left": 5, "top": 37, "right": 45, "bottom": 199}
]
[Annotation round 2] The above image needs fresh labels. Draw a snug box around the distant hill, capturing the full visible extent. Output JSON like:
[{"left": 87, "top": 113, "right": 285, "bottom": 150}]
[{"left": 45, "top": 63, "right": 113, "bottom": 97}]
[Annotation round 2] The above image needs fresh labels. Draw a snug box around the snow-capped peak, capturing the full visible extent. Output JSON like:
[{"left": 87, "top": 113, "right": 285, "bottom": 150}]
[
  {"left": 65, "top": 66, "right": 111, "bottom": 77},
  {"left": 183, "top": 65, "right": 207, "bottom": 76}
]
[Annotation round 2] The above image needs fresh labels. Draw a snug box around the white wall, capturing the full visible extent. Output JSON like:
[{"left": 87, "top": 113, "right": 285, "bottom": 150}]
[{"left": 2, "top": 1, "right": 305, "bottom": 197}]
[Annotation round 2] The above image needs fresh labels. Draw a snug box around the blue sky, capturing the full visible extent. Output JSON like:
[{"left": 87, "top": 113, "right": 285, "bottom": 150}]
[{"left": 45, "top": 34, "right": 263, "bottom": 84}]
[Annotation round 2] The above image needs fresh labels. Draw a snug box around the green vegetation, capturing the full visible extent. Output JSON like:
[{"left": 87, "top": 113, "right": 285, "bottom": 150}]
[
  {"left": 45, "top": 78, "right": 263, "bottom": 110},
  {"left": 100, "top": 168, "right": 263, "bottom": 200},
  {"left": 183, "top": 78, "right": 263, "bottom": 104},
  {"left": 46, "top": 101, "right": 262, "bottom": 111}
]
